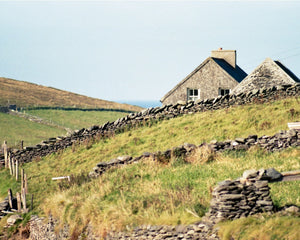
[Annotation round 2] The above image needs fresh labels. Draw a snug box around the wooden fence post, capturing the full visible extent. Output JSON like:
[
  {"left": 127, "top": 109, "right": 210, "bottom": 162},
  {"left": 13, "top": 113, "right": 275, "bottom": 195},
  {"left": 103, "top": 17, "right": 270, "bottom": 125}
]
[
  {"left": 9, "top": 153, "right": 13, "bottom": 175},
  {"left": 12, "top": 157, "right": 15, "bottom": 177},
  {"left": 17, "top": 192, "right": 21, "bottom": 212},
  {"left": 16, "top": 160, "right": 19, "bottom": 181},
  {"left": 24, "top": 173, "right": 28, "bottom": 194},
  {"left": 3, "top": 141, "right": 8, "bottom": 169},
  {"left": 8, "top": 189, "right": 13, "bottom": 209},
  {"left": 21, "top": 188, "right": 26, "bottom": 211},
  {"left": 21, "top": 169, "right": 25, "bottom": 190}
]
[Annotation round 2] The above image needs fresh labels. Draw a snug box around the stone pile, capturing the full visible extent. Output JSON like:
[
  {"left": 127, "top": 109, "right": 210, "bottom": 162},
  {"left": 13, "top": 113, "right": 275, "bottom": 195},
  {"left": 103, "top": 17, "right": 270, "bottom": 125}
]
[
  {"left": 29, "top": 216, "right": 219, "bottom": 240},
  {"left": 1, "top": 83, "right": 299, "bottom": 167},
  {"left": 206, "top": 168, "right": 281, "bottom": 223}
]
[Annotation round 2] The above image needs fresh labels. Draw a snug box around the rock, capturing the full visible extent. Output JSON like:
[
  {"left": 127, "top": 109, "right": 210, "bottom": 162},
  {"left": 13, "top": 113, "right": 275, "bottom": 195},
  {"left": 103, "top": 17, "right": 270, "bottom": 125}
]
[
  {"left": 235, "top": 138, "right": 245, "bottom": 143},
  {"left": 242, "top": 169, "right": 258, "bottom": 179},
  {"left": 177, "top": 100, "right": 186, "bottom": 105},
  {"left": 117, "top": 155, "right": 132, "bottom": 162},
  {"left": 254, "top": 180, "right": 268, "bottom": 188},
  {"left": 265, "top": 168, "right": 282, "bottom": 181},
  {"left": 220, "top": 194, "right": 243, "bottom": 201},
  {"left": 284, "top": 206, "right": 299, "bottom": 213},
  {"left": 96, "top": 162, "right": 108, "bottom": 167},
  {"left": 7, "top": 214, "right": 22, "bottom": 225},
  {"left": 256, "top": 200, "right": 273, "bottom": 206}
]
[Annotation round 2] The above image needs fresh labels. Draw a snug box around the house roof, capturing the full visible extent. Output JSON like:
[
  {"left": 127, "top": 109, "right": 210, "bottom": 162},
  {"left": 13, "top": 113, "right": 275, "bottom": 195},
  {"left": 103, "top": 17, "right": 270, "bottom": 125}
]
[
  {"left": 232, "top": 58, "right": 300, "bottom": 94},
  {"left": 274, "top": 60, "right": 300, "bottom": 82},
  {"left": 160, "top": 57, "right": 247, "bottom": 102}
]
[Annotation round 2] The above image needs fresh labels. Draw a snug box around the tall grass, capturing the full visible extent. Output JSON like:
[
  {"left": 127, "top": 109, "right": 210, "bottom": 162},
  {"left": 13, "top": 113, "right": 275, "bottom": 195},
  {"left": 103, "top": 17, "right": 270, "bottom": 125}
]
[{"left": 40, "top": 147, "right": 299, "bottom": 236}]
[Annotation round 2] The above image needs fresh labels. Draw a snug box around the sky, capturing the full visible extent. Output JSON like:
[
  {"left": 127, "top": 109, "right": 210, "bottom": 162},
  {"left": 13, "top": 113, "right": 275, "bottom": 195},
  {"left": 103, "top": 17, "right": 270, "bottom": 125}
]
[{"left": 0, "top": 0, "right": 300, "bottom": 105}]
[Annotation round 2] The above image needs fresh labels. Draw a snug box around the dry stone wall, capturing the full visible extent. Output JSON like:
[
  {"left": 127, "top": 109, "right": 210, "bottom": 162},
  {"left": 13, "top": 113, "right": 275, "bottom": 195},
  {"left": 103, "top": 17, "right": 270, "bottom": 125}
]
[
  {"left": 206, "top": 168, "right": 280, "bottom": 223},
  {"left": 89, "top": 129, "right": 300, "bottom": 178},
  {"left": 0, "top": 83, "right": 299, "bottom": 167}
]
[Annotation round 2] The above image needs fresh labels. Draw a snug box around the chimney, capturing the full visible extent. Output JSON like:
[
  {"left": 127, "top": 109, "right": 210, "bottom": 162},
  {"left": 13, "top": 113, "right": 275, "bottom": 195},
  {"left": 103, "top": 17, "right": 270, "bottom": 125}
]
[{"left": 211, "top": 48, "right": 236, "bottom": 68}]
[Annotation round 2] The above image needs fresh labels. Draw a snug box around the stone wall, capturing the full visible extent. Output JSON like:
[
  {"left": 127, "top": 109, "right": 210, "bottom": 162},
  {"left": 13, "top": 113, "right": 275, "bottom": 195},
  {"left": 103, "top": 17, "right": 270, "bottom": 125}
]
[
  {"left": 29, "top": 215, "right": 69, "bottom": 240},
  {"left": 0, "top": 106, "right": 9, "bottom": 113},
  {"left": 1, "top": 83, "right": 299, "bottom": 167},
  {"left": 89, "top": 129, "right": 300, "bottom": 178}
]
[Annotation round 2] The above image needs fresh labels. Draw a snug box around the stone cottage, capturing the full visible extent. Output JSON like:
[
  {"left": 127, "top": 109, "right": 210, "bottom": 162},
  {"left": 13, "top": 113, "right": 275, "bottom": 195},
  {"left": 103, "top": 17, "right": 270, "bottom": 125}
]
[
  {"left": 232, "top": 57, "right": 300, "bottom": 94},
  {"left": 160, "top": 48, "right": 247, "bottom": 105}
]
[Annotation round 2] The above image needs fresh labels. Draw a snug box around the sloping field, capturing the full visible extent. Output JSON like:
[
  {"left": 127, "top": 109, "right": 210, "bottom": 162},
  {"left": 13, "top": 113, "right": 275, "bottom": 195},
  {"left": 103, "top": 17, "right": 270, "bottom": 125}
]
[
  {"left": 0, "top": 109, "right": 129, "bottom": 147},
  {"left": 0, "top": 112, "right": 66, "bottom": 147},
  {"left": 0, "top": 77, "right": 142, "bottom": 111},
  {"left": 0, "top": 97, "right": 299, "bottom": 239},
  {"left": 26, "top": 109, "right": 129, "bottom": 131}
]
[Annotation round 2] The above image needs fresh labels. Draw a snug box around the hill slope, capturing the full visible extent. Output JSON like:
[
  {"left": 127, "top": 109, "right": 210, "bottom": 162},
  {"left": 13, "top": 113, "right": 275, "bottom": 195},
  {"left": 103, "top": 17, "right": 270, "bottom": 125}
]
[
  {"left": 0, "top": 109, "right": 129, "bottom": 147},
  {"left": 0, "top": 77, "right": 142, "bottom": 111},
  {"left": 1, "top": 96, "right": 299, "bottom": 239},
  {"left": 0, "top": 112, "right": 66, "bottom": 147}
]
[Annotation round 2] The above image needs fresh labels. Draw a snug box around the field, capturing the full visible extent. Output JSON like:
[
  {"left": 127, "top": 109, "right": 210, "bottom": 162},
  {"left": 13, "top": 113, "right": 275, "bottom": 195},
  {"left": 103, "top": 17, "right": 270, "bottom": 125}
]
[
  {"left": 26, "top": 109, "right": 129, "bottom": 130},
  {"left": 0, "top": 97, "right": 299, "bottom": 239},
  {"left": 0, "top": 110, "right": 129, "bottom": 147},
  {"left": 0, "top": 112, "right": 66, "bottom": 147}
]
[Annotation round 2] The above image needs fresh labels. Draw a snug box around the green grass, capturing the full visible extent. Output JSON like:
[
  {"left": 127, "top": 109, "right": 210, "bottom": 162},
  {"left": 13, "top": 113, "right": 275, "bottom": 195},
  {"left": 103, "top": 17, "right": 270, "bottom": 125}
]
[
  {"left": 0, "top": 109, "right": 128, "bottom": 147},
  {"left": 0, "top": 170, "right": 20, "bottom": 201},
  {"left": 218, "top": 215, "right": 300, "bottom": 240},
  {"left": 26, "top": 109, "right": 129, "bottom": 130},
  {"left": 0, "top": 97, "right": 299, "bottom": 238},
  {"left": 0, "top": 112, "right": 66, "bottom": 147},
  {"left": 26, "top": 147, "right": 299, "bottom": 235},
  {"left": 20, "top": 96, "right": 299, "bottom": 173}
]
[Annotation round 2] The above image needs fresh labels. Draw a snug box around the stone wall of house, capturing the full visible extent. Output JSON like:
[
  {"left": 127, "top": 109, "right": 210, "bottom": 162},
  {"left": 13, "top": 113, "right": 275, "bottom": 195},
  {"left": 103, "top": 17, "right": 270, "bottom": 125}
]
[
  {"left": 0, "top": 83, "right": 299, "bottom": 167},
  {"left": 232, "top": 58, "right": 299, "bottom": 95},
  {"left": 161, "top": 59, "right": 240, "bottom": 105}
]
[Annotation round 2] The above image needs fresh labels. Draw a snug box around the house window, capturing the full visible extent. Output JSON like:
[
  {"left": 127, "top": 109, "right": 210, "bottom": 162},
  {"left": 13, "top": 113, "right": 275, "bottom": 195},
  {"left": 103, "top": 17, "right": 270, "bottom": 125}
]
[
  {"left": 187, "top": 88, "right": 200, "bottom": 101},
  {"left": 219, "top": 89, "right": 231, "bottom": 96}
]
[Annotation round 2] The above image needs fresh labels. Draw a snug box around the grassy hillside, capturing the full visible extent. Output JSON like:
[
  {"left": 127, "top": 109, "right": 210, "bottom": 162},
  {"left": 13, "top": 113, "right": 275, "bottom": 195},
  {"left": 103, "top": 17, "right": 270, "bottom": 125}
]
[
  {"left": 26, "top": 109, "right": 129, "bottom": 131},
  {"left": 0, "top": 110, "right": 129, "bottom": 147},
  {"left": 0, "top": 97, "right": 299, "bottom": 239},
  {"left": 0, "top": 77, "right": 142, "bottom": 111},
  {"left": 0, "top": 112, "right": 66, "bottom": 147}
]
